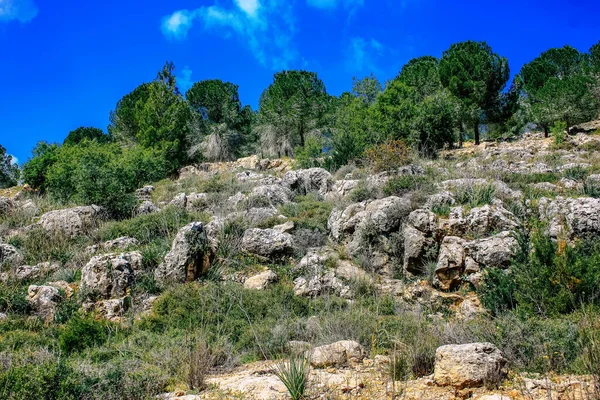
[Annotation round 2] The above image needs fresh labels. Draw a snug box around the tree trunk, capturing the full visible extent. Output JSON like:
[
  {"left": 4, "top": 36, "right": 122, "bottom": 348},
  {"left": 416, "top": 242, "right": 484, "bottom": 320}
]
[
  {"left": 474, "top": 122, "right": 480, "bottom": 146},
  {"left": 543, "top": 126, "right": 549, "bottom": 138},
  {"left": 459, "top": 122, "right": 464, "bottom": 148}
]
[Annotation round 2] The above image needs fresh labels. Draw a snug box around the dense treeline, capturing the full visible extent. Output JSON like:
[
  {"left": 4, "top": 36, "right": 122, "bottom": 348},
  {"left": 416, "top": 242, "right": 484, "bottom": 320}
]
[{"left": 7, "top": 40, "right": 599, "bottom": 216}]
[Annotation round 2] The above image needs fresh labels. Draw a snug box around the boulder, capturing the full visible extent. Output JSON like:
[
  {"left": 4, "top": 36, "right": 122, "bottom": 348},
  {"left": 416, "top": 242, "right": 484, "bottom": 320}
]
[
  {"left": 403, "top": 209, "right": 438, "bottom": 275},
  {"left": 169, "top": 193, "right": 188, "bottom": 209},
  {"left": 433, "top": 343, "right": 507, "bottom": 389},
  {"left": 0, "top": 243, "right": 24, "bottom": 266},
  {"left": 539, "top": 196, "right": 600, "bottom": 238},
  {"left": 155, "top": 222, "right": 213, "bottom": 285},
  {"left": 137, "top": 200, "right": 160, "bottom": 215},
  {"left": 92, "top": 298, "right": 129, "bottom": 321},
  {"left": 248, "top": 185, "right": 292, "bottom": 207},
  {"left": 28, "top": 285, "right": 60, "bottom": 321},
  {"left": 444, "top": 202, "right": 519, "bottom": 236},
  {"left": 38, "top": 205, "right": 103, "bottom": 237},
  {"left": 293, "top": 272, "right": 351, "bottom": 298},
  {"left": 243, "top": 269, "right": 278, "bottom": 290},
  {"left": 435, "top": 232, "right": 517, "bottom": 291},
  {"left": 309, "top": 340, "right": 367, "bottom": 368},
  {"left": 14, "top": 262, "right": 60, "bottom": 281},
  {"left": 135, "top": 185, "right": 154, "bottom": 202},
  {"left": 283, "top": 168, "right": 333, "bottom": 195},
  {"left": 325, "top": 180, "right": 360, "bottom": 200},
  {"left": 186, "top": 193, "right": 209, "bottom": 211},
  {"left": 0, "top": 197, "right": 15, "bottom": 215},
  {"left": 241, "top": 228, "right": 294, "bottom": 258},
  {"left": 85, "top": 236, "right": 140, "bottom": 255},
  {"left": 298, "top": 246, "right": 337, "bottom": 274},
  {"left": 272, "top": 220, "right": 294, "bottom": 234},
  {"left": 81, "top": 252, "right": 143, "bottom": 299}
]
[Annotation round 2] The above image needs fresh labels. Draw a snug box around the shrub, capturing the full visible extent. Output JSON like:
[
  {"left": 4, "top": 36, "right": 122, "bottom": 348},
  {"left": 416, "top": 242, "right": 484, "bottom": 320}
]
[
  {"left": 279, "top": 194, "right": 333, "bottom": 233},
  {"left": 550, "top": 121, "right": 567, "bottom": 145},
  {"left": 59, "top": 315, "right": 112, "bottom": 354},
  {"left": 295, "top": 135, "right": 325, "bottom": 169},
  {"left": 564, "top": 165, "right": 589, "bottom": 182},
  {"left": 383, "top": 175, "right": 428, "bottom": 196},
  {"left": 348, "top": 182, "right": 370, "bottom": 202},
  {"left": 363, "top": 139, "right": 412, "bottom": 173}
]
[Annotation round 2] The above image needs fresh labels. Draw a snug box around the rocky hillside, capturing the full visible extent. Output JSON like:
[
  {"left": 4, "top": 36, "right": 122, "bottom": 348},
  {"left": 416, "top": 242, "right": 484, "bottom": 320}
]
[{"left": 0, "top": 130, "right": 600, "bottom": 399}]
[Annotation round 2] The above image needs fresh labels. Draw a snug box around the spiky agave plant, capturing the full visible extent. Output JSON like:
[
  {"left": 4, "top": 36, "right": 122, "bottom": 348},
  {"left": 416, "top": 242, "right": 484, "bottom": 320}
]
[{"left": 272, "top": 354, "right": 311, "bottom": 400}]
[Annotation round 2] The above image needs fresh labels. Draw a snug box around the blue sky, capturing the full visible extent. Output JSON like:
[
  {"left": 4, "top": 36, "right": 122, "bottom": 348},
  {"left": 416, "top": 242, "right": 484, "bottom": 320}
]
[{"left": 1, "top": 0, "right": 599, "bottom": 163}]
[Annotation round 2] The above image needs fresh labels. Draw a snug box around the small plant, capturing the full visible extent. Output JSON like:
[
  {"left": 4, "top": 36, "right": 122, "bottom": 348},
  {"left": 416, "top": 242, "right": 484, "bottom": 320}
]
[
  {"left": 188, "top": 340, "right": 214, "bottom": 391},
  {"left": 564, "top": 165, "right": 589, "bottom": 182},
  {"left": 273, "top": 354, "right": 311, "bottom": 400},
  {"left": 550, "top": 121, "right": 567, "bottom": 145},
  {"left": 453, "top": 184, "right": 496, "bottom": 208},
  {"left": 363, "top": 139, "right": 412, "bottom": 173},
  {"left": 430, "top": 203, "right": 451, "bottom": 218},
  {"left": 383, "top": 175, "right": 427, "bottom": 196},
  {"left": 349, "top": 183, "right": 370, "bottom": 202}
]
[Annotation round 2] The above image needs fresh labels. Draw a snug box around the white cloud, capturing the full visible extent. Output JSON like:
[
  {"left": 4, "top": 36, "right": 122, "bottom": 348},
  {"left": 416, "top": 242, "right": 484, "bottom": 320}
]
[
  {"left": 9, "top": 155, "right": 18, "bottom": 165},
  {"left": 161, "top": 0, "right": 297, "bottom": 70},
  {"left": 161, "top": 9, "right": 196, "bottom": 39},
  {"left": 234, "top": 0, "right": 260, "bottom": 17},
  {"left": 0, "top": 0, "right": 38, "bottom": 23},
  {"left": 178, "top": 67, "right": 194, "bottom": 93}
]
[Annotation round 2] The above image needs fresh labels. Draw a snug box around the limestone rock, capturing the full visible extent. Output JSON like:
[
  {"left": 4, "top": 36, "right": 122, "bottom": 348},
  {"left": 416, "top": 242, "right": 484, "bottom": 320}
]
[
  {"left": 28, "top": 285, "right": 60, "bottom": 321},
  {"left": 283, "top": 168, "right": 333, "bottom": 195},
  {"left": 293, "top": 272, "right": 351, "bottom": 298},
  {"left": 14, "top": 262, "right": 59, "bottom": 281},
  {"left": 243, "top": 269, "right": 278, "bottom": 290},
  {"left": 137, "top": 200, "right": 160, "bottom": 215},
  {"left": 273, "top": 220, "right": 294, "bottom": 234},
  {"left": 539, "top": 196, "right": 600, "bottom": 238},
  {"left": 81, "top": 252, "right": 143, "bottom": 299},
  {"left": 241, "top": 228, "right": 294, "bottom": 258},
  {"left": 85, "top": 236, "right": 140, "bottom": 255},
  {"left": 0, "top": 243, "right": 24, "bottom": 266},
  {"left": 434, "top": 343, "right": 507, "bottom": 389},
  {"left": 309, "top": 340, "right": 367, "bottom": 368},
  {"left": 248, "top": 185, "right": 292, "bottom": 207},
  {"left": 38, "top": 205, "right": 103, "bottom": 237},
  {"left": 155, "top": 222, "right": 212, "bottom": 284}
]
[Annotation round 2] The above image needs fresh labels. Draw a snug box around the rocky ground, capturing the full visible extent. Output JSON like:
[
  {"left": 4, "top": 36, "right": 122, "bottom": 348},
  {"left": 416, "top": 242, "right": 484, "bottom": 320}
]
[{"left": 1, "top": 129, "right": 600, "bottom": 399}]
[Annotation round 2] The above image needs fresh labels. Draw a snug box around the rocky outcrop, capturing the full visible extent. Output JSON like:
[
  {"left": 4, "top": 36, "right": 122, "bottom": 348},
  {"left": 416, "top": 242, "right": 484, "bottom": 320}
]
[
  {"left": 325, "top": 179, "right": 360, "bottom": 200},
  {"left": 155, "top": 222, "right": 213, "bottom": 285},
  {"left": 328, "top": 196, "right": 412, "bottom": 241},
  {"left": 435, "top": 232, "right": 517, "bottom": 290},
  {"left": 0, "top": 243, "right": 24, "bottom": 266},
  {"left": 310, "top": 340, "right": 367, "bottom": 368},
  {"left": 13, "top": 262, "right": 59, "bottom": 281},
  {"left": 81, "top": 252, "right": 143, "bottom": 299},
  {"left": 293, "top": 272, "right": 351, "bottom": 298},
  {"left": 248, "top": 185, "right": 292, "bottom": 207},
  {"left": 403, "top": 209, "right": 438, "bottom": 275},
  {"left": 433, "top": 343, "right": 507, "bottom": 389},
  {"left": 539, "top": 196, "right": 600, "bottom": 238},
  {"left": 85, "top": 236, "right": 140, "bottom": 255},
  {"left": 38, "top": 205, "right": 103, "bottom": 237},
  {"left": 243, "top": 269, "right": 278, "bottom": 290},
  {"left": 283, "top": 168, "right": 333, "bottom": 195},
  {"left": 241, "top": 228, "right": 294, "bottom": 258},
  {"left": 28, "top": 284, "right": 61, "bottom": 321},
  {"left": 443, "top": 202, "right": 519, "bottom": 236},
  {"left": 137, "top": 200, "right": 160, "bottom": 215}
]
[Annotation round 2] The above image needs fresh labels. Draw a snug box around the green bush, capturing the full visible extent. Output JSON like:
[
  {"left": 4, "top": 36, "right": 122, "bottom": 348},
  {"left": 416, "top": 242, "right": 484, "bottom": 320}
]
[
  {"left": 59, "top": 315, "right": 112, "bottom": 354},
  {"left": 564, "top": 165, "right": 588, "bottom": 182},
  {"left": 383, "top": 175, "right": 428, "bottom": 196},
  {"left": 479, "top": 228, "right": 600, "bottom": 317},
  {"left": 279, "top": 194, "right": 333, "bottom": 233},
  {"left": 550, "top": 121, "right": 567, "bottom": 145}
]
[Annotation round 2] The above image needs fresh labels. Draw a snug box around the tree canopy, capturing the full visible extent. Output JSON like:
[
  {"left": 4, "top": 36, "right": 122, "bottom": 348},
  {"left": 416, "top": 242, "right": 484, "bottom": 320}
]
[
  {"left": 439, "top": 41, "right": 510, "bottom": 144},
  {"left": 0, "top": 145, "right": 19, "bottom": 189}
]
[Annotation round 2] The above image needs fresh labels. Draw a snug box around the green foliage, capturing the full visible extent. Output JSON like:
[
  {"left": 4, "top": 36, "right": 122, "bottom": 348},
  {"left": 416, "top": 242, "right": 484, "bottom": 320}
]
[
  {"left": 550, "top": 121, "right": 567, "bottom": 145},
  {"left": 294, "top": 134, "right": 325, "bottom": 169},
  {"left": 398, "top": 56, "right": 442, "bottom": 100},
  {"left": 279, "top": 194, "right": 333, "bottom": 233},
  {"left": 330, "top": 92, "right": 374, "bottom": 167},
  {"left": 256, "top": 70, "right": 329, "bottom": 158},
  {"left": 520, "top": 46, "right": 598, "bottom": 131},
  {"left": 383, "top": 175, "right": 428, "bottom": 196},
  {"left": 453, "top": 184, "right": 496, "bottom": 208},
  {"left": 439, "top": 41, "right": 510, "bottom": 144},
  {"left": 348, "top": 182, "right": 370, "bottom": 202},
  {"left": 22, "top": 142, "right": 60, "bottom": 192},
  {"left": 108, "top": 82, "right": 151, "bottom": 141},
  {"left": 100, "top": 206, "right": 205, "bottom": 244},
  {"left": 363, "top": 139, "right": 412, "bottom": 172},
  {"left": 371, "top": 80, "right": 418, "bottom": 140},
  {"left": 0, "top": 144, "right": 19, "bottom": 189},
  {"left": 59, "top": 314, "right": 111, "bottom": 354},
  {"left": 480, "top": 228, "right": 600, "bottom": 317},
  {"left": 63, "top": 127, "right": 112, "bottom": 146},
  {"left": 186, "top": 79, "right": 254, "bottom": 161},
  {"left": 351, "top": 74, "right": 383, "bottom": 104},
  {"left": 44, "top": 141, "right": 167, "bottom": 217},
  {"left": 273, "top": 355, "right": 311, "bottom": 400}
]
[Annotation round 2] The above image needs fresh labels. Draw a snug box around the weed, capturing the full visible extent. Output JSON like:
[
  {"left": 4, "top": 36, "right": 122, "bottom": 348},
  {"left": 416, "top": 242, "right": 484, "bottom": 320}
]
[{"left": 273, "top": 354, "right": 311, "bottom": 400}]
